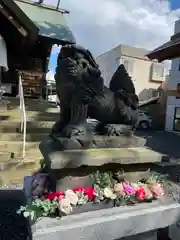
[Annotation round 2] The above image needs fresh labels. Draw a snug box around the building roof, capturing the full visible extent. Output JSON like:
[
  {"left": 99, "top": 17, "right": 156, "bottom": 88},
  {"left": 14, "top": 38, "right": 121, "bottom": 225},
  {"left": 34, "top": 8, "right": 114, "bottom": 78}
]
[
  {"left": 139, "top": 96, "right": 160, "bottom": 108},
  {"left": 120, "top": 45, "right": 150, "bottom": 61},
  {"left": 97, "top": 44, "right": 155, "bottom": 61},
  {"left": 146, "top": 33, "right": 180, "bottom": 62},
  {"left": 14, "top": 0, "right": 76, "bottom": 44},
  {"left": 0, "top": 0, "right": 38, "bottom": 42}
]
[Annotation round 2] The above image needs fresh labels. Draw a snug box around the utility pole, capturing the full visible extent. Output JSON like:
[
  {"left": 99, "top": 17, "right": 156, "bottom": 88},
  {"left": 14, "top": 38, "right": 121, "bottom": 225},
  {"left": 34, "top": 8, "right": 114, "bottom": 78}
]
[{"left": 56, "top": 0, "right": 60, "bottom": 9}]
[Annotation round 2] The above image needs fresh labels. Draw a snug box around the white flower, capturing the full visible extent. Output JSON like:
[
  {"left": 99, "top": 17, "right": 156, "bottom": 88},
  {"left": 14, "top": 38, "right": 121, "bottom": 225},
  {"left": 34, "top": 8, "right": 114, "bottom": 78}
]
[
  {"left": 58, "top": 198, "right": 72, "bottom": 215},
  {"left": 103, "top": 187, "right": 116, "bottom": 200},
  {"left": 130, "top": 183, "right": 139, "bottom": 190},
  {"left": 64, "top": 189, "right": 78, "bottom": 206}
]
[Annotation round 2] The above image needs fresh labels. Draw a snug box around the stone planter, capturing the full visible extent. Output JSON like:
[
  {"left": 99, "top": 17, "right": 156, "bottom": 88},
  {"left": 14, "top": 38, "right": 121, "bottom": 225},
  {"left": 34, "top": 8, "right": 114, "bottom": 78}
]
[
  {"left": 71, "top": 200, "right": 114, "bottom": 215},
  {"left": 32, "top": 197, "right": 180, "bottom": 240}
]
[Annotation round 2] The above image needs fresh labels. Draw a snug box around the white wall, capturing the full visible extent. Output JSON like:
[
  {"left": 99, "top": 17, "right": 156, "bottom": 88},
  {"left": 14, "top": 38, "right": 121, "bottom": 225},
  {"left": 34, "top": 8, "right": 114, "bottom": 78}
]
[
  {"left": 96, "top": 46, "right": 121, "bottom": 87},
  {"left": 96, "top": 46, "right": 165, "bottom": 101},
  {"left": 174, "top": 19, "right": 180, "bottom": 34},
  {"left": 124, "top": 56, "right": 161, "bottom": 98}
]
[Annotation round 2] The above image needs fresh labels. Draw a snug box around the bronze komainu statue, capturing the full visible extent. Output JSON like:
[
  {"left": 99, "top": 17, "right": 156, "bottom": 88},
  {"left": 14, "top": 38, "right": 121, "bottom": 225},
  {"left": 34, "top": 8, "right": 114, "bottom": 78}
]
[{"left": 52, "top": 44, "right": 139, "bottom": 141}]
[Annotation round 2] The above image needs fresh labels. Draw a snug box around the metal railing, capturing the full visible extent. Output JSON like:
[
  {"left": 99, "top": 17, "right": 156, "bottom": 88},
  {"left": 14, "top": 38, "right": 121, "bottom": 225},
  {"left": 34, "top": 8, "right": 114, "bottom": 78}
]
[{"left": 18, "top": 73, "right": 26, "bottom": 159}]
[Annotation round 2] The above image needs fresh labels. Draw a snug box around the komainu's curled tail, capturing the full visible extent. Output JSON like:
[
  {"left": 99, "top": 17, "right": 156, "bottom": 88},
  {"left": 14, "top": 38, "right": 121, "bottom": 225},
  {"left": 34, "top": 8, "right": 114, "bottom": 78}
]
[{"left": 109, "top": 64, "right": 139, "bottom": 110}]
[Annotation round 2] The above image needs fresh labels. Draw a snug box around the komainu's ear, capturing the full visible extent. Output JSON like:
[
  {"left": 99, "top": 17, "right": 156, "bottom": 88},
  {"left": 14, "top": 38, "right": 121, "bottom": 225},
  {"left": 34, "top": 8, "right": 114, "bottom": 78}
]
[{"left": 109, "top": 64, "right": 136, "bottom": 94}]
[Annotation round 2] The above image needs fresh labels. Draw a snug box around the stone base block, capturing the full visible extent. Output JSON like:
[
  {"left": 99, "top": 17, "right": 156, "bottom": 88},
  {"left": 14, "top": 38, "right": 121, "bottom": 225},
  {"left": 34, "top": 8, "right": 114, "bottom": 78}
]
[{"left": 40, "top": 137, "right": 162, "bottom": 170}]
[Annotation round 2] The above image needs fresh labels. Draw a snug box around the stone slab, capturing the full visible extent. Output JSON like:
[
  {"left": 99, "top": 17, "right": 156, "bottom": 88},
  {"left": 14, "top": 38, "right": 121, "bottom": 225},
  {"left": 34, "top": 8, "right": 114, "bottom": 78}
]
[
  {"left": 92, "top": 135, "right": 146, "bottom": 148},
  {"left": 0, "top": 188, "right": 32, "bottom": 239},
  {"left": 121, "top": 231, "right": 157, "bottom": 240},
  {"left": 169, "top": 223, "right": 180, "bottom": 240},
  {"left": 32, "top": 197, "right": 180, "bottom": 240},
  {"left": 50, "top": 135, "right": 147, "bottom": 149},
  {"left": 40, "top": 138, "right": 162, "bottom": 169}
]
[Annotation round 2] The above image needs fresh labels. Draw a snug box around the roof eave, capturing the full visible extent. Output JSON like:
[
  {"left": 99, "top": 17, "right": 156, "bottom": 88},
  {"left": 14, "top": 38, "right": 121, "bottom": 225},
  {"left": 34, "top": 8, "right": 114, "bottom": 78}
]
[
  {"left": 15, "top": 0, "right": 70, "bottom": 14},
  {"left": 40, "top": 35, "right": 76, "bottom": 45},
  {"left": 146, "top": 36, "right": 180, "bottom": 61}
]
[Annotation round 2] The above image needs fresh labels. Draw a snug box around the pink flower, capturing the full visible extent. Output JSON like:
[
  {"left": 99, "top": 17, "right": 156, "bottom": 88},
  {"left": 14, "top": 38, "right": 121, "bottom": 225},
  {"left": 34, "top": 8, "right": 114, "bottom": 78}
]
[
  {"left": 149, "top": 183, "right": 164, "bottom": 199},
  {"left": 114, "top": 183, "right": 125, "bottom": 196},
  {"left": 123, "top": 182, "right": 136, "bottom": 195},
  {"left": 142, "top": 185, "right": 153, "bottom": 199}
]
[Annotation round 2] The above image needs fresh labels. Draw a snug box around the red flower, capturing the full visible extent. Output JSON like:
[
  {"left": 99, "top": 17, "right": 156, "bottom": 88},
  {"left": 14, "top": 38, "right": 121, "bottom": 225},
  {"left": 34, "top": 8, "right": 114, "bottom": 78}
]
[
  {"left": 84, "top": 188, "right": 96, "bottom": 201},
  {"left": 73, "top": 187, "right": 96, "bottom": 201},
  {"left": 73, "top": 187, "right": 84, "bottom": 192},
  {"left": 44, "top": 191, "right": 64, "bottom": 200},
  {"left": 136, "top": 187, "right": 145, "bottom": 201}
]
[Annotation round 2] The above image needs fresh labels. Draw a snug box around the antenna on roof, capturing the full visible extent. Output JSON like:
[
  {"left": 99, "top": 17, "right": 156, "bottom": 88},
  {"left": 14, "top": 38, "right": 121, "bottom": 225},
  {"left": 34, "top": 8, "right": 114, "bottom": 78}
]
[
  {"left": 37, "top": 0, "right": 43, "bottom": 4},
  {"left": 56, "top": 0, "right": 60, "bottom": 9}
]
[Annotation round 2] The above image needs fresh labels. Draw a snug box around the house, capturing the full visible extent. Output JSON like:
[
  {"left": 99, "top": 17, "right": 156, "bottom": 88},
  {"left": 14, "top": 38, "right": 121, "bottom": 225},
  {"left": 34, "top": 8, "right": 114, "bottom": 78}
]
[
  {"left": 147, "top": 19, "right": 180, "bottom": 133},
  {"left": 96, "top": 45, "right": 167, "bottom": 101}
]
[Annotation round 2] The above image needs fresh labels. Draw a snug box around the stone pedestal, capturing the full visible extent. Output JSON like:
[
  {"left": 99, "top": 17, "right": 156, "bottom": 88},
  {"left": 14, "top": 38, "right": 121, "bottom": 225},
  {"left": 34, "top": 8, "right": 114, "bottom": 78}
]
[{"left": 39, "top": 136, "right": 162, "bottom": 191}]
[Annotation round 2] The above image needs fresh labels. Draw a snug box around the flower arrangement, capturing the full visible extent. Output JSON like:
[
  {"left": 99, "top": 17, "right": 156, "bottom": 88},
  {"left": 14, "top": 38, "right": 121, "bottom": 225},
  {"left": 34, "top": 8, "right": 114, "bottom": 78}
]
[{"left": 17, "top": 171, "right": 166, "bottom": 221}]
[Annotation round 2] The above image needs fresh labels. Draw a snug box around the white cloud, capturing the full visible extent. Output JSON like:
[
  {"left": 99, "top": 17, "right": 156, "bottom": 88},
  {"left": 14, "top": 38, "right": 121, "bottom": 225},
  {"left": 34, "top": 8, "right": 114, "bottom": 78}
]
[
  {"left": 44, "top": 0, "right": 180, "bottom": 57},
  {"left": 51, "top": 44, "right": 61, "bottom": 55}
]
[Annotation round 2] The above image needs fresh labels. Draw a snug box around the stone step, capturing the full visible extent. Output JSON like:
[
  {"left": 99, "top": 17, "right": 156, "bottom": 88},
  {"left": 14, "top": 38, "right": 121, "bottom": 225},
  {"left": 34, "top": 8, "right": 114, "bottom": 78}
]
[
  {"left": 0, "top": 98, "right": 59, "bottom": 112},
  {"left": 0, "top": 121, "right": 95, "bottom": 133},
  {"left": 0, "top": 113, "right": 59, "bottom": 122},
  {"left": 0, "top": 141, "right": 42, "bottom": 157},
  {"left": 4, "top": 105, "right": 59, "bottom": 113},
  {"left": 0, "top": 133, "right": 49, "bottom": 141},
  {"left": 0, "top": 159, "right": 41, "bottom": 185},
  {"left": 0, "top": 109, "right": 59, "bottom": 117},
  {"left": 0, "top": 121, "right": 54, "bottom": 133}
]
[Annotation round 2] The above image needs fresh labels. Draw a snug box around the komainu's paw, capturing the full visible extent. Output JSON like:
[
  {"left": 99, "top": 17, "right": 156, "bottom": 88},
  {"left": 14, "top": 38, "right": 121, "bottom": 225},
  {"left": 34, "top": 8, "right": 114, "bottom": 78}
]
[
  {"left": 62, "top": 124, "right": 86, "bottom": 138},
  {"left": 96, "top": 123, "right": 133, "bottom": 136}
]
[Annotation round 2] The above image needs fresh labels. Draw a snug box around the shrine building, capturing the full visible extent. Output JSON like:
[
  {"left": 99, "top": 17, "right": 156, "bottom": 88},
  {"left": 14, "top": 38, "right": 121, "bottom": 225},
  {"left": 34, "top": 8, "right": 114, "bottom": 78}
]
[{"left": 0, "top": 0, "right": 75, "bottom": 99}]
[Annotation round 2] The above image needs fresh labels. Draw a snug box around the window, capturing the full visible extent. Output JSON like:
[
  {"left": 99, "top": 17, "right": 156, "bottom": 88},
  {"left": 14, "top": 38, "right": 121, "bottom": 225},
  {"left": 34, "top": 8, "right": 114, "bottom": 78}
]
[
  {"left": 173, "top": 107, "right": 180, "bottom": 131},
  {"left": 176, "top": 83, "right": 180, "bottom": 99},
  {"left": 152, "top": 63, "right": 164, "bottom": 78},
  {"left": 178, "top": 60, "right": 180, "bottom": 71},
  {"left": 123, "top": 59, "right": 134, "bottom": 76}
]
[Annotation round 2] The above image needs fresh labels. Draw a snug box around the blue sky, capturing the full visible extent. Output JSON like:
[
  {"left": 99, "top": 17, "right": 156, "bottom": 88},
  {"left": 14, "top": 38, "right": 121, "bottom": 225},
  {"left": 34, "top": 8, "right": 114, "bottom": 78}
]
[
  {"left": 48, "top": 0, "right": 180, "bottom": 73},
  {"left": 169, "top": 0, "right": 180, "bottom": 10},
  {"left": 48, "top": 51, "right": 58, "bottom": 73}
]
